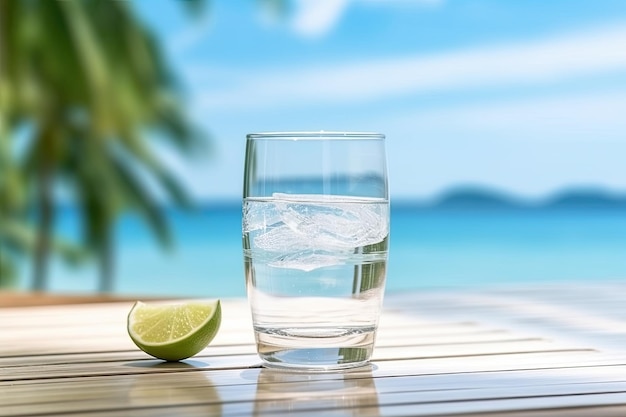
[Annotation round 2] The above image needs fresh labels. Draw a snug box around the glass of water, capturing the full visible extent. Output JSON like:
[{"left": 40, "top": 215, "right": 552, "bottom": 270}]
[{"left": 242, "top": 132, "right": 389, "bottom": 371}]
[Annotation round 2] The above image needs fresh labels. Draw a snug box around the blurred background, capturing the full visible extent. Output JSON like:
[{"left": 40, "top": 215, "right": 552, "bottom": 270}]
[{"left": 2, "top": 0, "right": 626, "bottom": 298}]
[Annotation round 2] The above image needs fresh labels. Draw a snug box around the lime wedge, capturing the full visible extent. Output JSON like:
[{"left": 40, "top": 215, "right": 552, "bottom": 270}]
[{"left": 127, "top": 300, "right": 221, "bottom": 361}]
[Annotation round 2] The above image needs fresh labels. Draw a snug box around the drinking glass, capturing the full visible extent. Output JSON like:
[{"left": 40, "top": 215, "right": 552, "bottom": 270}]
[{"left": 242, "top": 132, "right": 389, "bottom": 371}]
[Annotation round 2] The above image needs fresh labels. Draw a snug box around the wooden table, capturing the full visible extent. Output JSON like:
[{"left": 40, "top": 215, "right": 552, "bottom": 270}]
[{"left": 3, "top": 283, "right": 626, "bottom": 416}]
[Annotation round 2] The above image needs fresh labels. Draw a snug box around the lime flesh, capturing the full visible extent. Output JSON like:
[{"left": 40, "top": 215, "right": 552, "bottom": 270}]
[{"left": 127, "top": 300, "right": 221, "bottom": 361}]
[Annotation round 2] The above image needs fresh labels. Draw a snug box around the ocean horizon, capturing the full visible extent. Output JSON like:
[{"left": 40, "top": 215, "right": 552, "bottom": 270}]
[{"left": 14, "top": 193, "right": 626, "bottom": 298}]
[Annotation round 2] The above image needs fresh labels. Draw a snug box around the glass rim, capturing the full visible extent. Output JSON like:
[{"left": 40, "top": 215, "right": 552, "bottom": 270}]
[{"left": 246, "top": 131, "right": 385, "bottom": 140}]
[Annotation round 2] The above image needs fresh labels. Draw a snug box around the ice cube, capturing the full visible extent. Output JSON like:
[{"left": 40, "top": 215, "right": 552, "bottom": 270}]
[
  {"left": 247, "top": 194, "right": 388, "bottom": 271},
  {"left": 274, "top": 198, "right": 388, "bottom": 250},
  {"left": 243, "top": 200, "right": 282, "bottom": 232}
]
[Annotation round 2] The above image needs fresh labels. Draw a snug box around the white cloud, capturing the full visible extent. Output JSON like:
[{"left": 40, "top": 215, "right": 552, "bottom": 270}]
[
  {"left": 390, "top": 90, "right": 626, "bottom": 141},
  {"left": 193, "top": 24, "right": 626, "bottom": 111},
  {"left": 288, "top": 0, "right": 443, "bottom": 38},
  {"left": 378, "top": 89, "right": 626, "bottom": 199},
  {"left": 290, "top": 0, "right": 349, "bottom": 38},
  {"left": 178, "top": 88, "right": 626, "bottom": 200},
  {"left": 166, "top": 0, "right": 444, "bottom": 54},
  {"left": 358, "top": 0, "right": 444, "bottom": 5}
]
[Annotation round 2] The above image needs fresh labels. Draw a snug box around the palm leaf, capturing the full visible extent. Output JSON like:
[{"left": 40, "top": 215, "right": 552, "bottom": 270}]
[{"left": 2, "top": 0, "right": 210, "bottom": 291}]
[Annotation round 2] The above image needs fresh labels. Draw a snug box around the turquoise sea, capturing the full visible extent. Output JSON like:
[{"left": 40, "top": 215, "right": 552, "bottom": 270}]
[{"left": 18, "top": 203, "right": 626, "bottom": 297}]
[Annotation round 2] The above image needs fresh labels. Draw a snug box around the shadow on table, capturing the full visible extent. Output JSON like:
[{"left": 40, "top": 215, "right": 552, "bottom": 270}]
[{"left": 124, "top": 359, "right": 210, "bottom": 369}]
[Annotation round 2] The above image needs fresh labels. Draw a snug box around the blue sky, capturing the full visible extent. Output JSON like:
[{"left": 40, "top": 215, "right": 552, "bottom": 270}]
[{"left": 136, "top": 0, "right": 626, "bottom": 202}]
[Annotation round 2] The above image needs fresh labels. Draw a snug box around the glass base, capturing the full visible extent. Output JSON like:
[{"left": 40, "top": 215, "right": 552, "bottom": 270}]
[
  {"left": 255, "top": 326, "right": 376, "bottom": 371},
  {"left": 259, "top": 347, "right": 372, "bottom": 371}
]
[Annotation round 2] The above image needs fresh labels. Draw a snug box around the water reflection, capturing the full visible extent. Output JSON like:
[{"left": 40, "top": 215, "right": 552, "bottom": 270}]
[{"left": 253, "top": 366, "right": 380, "bottom": 416}]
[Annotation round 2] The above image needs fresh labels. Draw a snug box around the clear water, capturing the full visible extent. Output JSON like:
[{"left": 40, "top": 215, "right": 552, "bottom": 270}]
[{"left": 243, "top": 195, "right": 389, "bottom": 369}]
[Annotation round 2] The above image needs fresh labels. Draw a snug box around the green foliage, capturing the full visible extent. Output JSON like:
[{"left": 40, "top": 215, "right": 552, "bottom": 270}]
[{"left": 0, "top": 0, "right": 205, "bottom": 291}]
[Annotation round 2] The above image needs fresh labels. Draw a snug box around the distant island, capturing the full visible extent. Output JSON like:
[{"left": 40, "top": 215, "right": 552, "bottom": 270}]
[
  {"left": 195, "top": 186, "right": 626, "bottom": 211},
  {"left": 543, "top": 190, "right": 626, "bottom": 209},
  {"left": 398, "top": 187, "right": 626, "bottom": 211}
]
